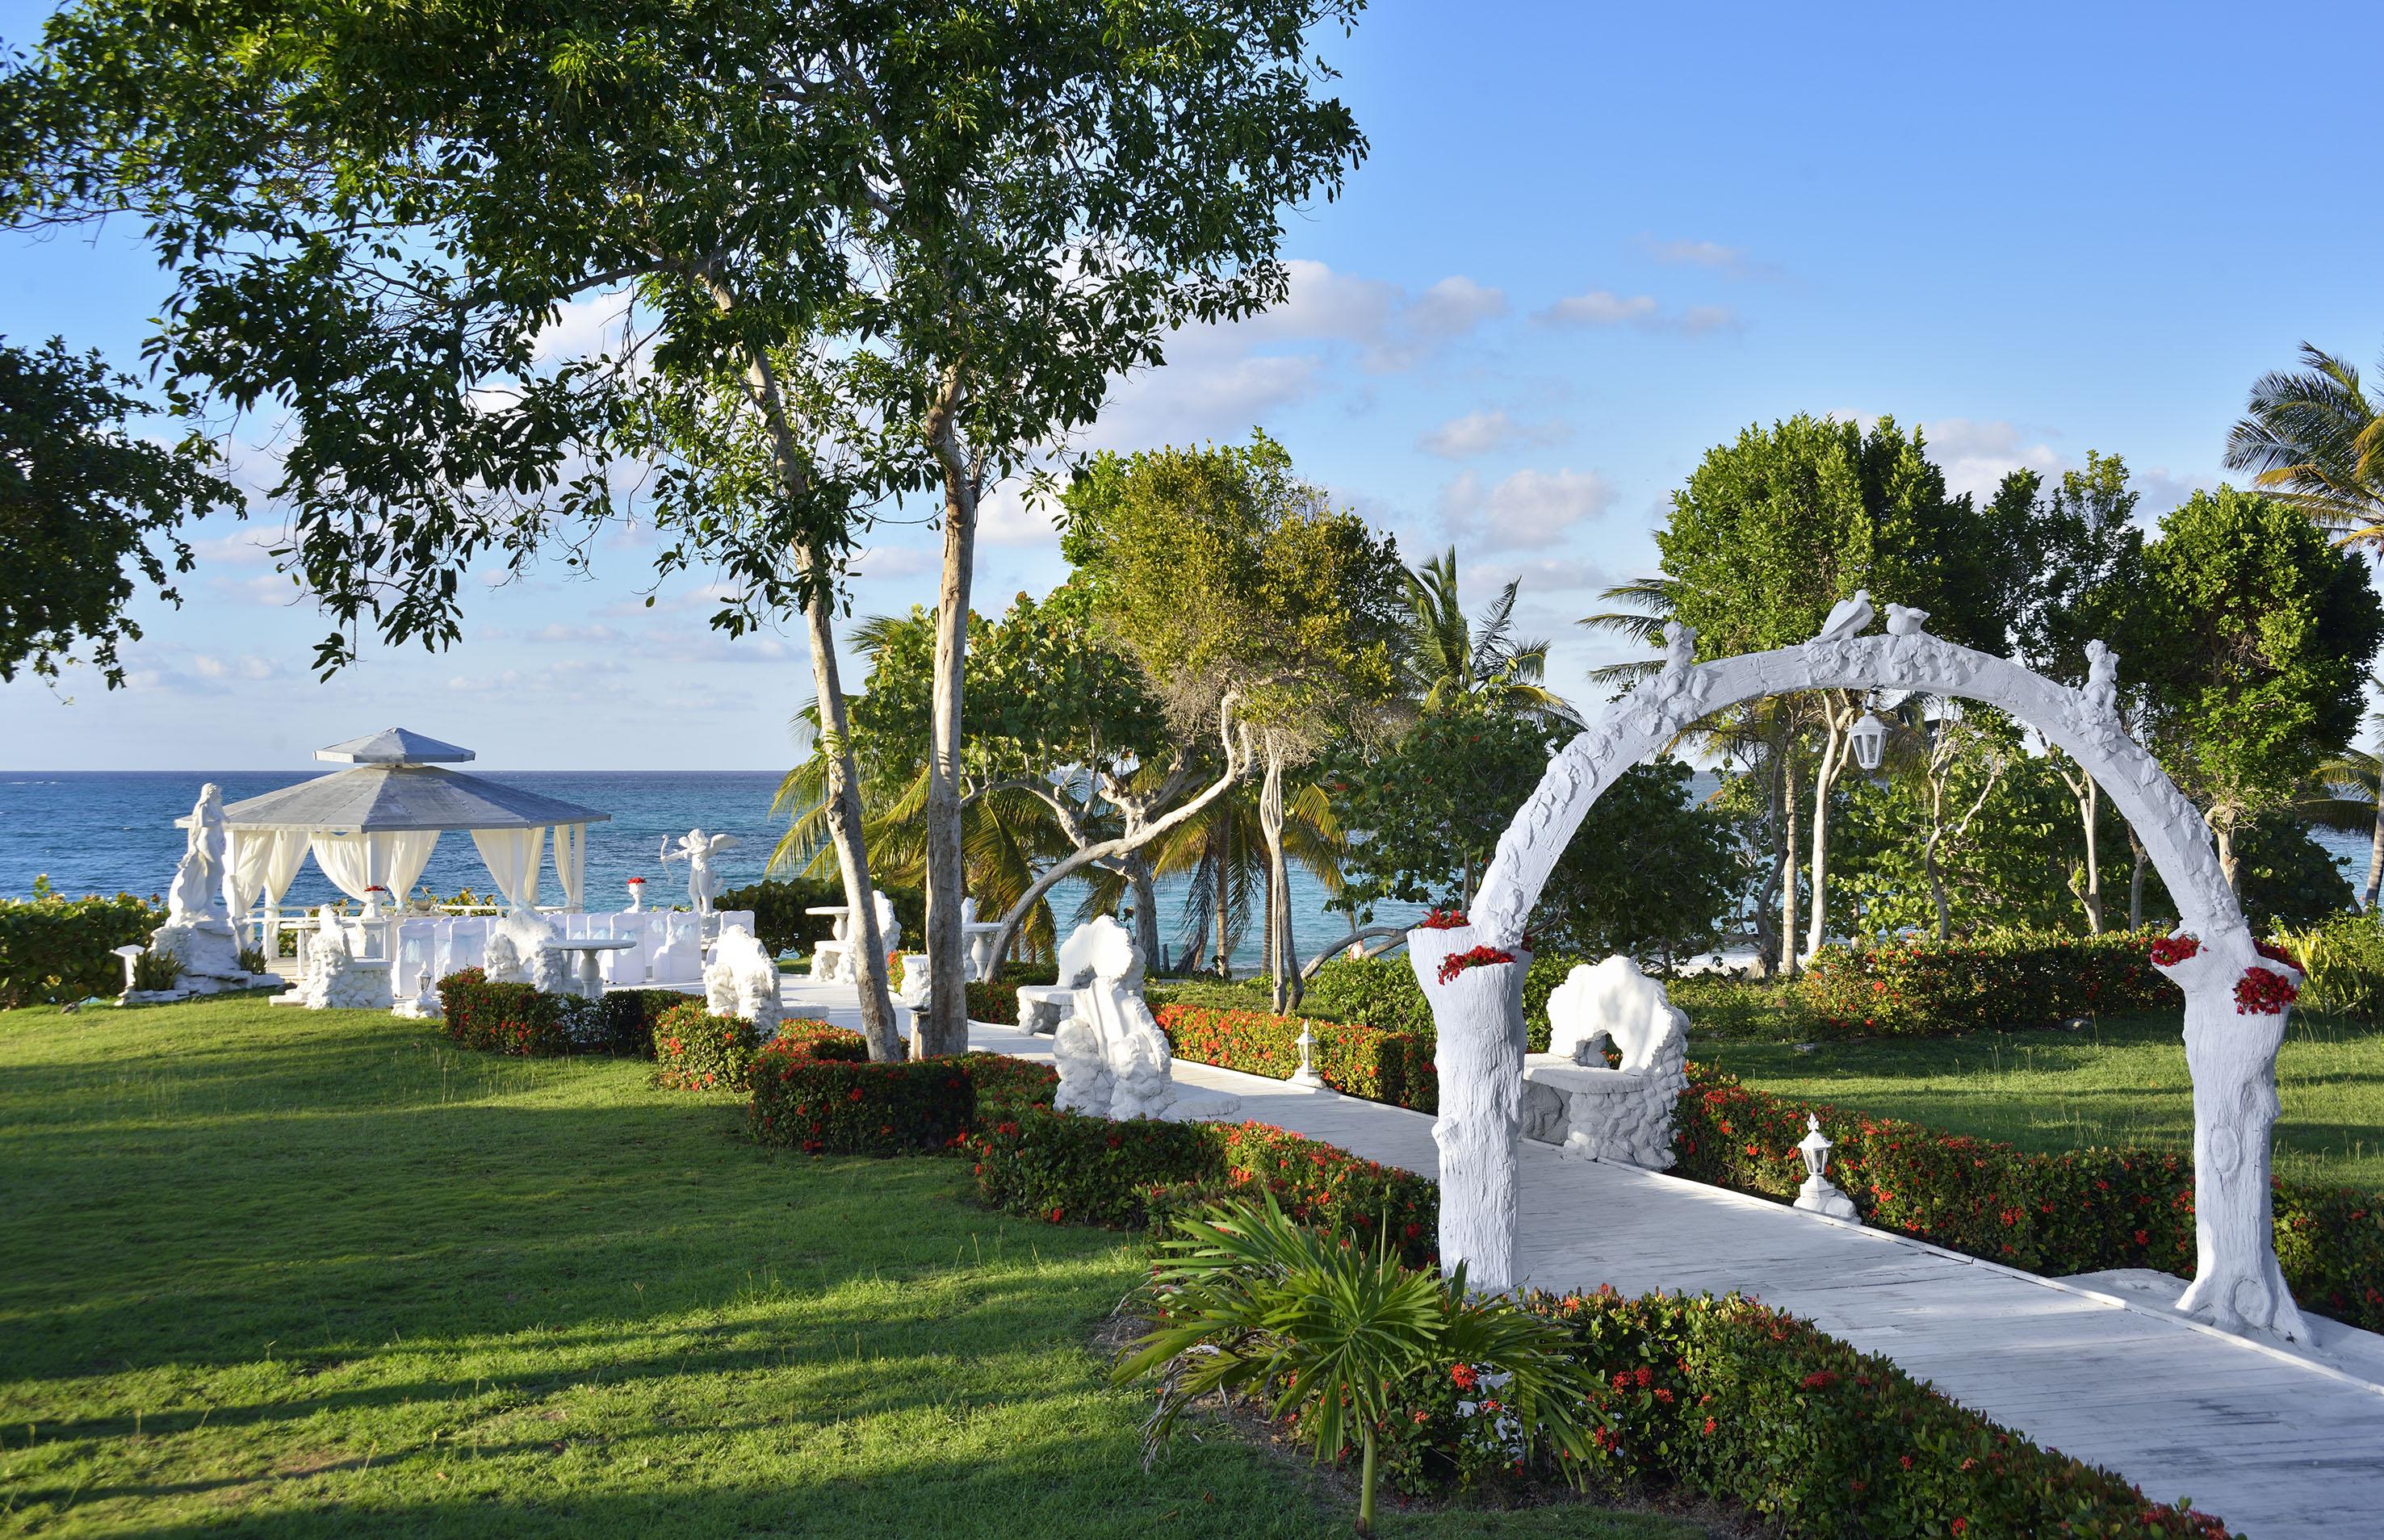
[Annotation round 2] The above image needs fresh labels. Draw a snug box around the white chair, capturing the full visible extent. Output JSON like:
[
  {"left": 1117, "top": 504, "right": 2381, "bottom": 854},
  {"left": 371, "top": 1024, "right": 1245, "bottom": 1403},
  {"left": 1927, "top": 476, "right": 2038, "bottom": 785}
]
[{"left": 649, "top": 913, "right": 702, "bottom": 985}]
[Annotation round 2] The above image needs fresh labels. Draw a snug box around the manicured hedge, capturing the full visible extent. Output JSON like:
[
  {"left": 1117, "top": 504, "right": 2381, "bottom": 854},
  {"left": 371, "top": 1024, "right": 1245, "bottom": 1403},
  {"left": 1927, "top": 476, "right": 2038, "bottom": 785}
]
[
  {"left": 438, "top": 969, "right": 571, "bottom": 1056},
  {"left": 746, "top": 1026, "right": 1054, "bottom": 1156},
  {"left": 1798, "top": 927, "right": 2179, "bottom": 1036},
  {"left": 1368, "top": 1288, "right": 2230, "bottom": 1538},
  {"left": 966, "top": 979, "right": 1020, "bottom": 1024},
  {"left": 592, "top": 988, "right": 687, "bottom": 1057},
  {"left": 1674, "top": 1061, "right": 2384, "bottom": 1334},
  {"left": 652, "top": 1000, "right": 765, "bottom": 1091},
  {"left": 966, "top": 1104, "right": 1437, "bottom": 1265},
  {"left": 0, "top": 881, "right": 165, "bottom": 1007},
  {"left": 1153, "top": 1001, "right": 1438, "bottom": 1112}
]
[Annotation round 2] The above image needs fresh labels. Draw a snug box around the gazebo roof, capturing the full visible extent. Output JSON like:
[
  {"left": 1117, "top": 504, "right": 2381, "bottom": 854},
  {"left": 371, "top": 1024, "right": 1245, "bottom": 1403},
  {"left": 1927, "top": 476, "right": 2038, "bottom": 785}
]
[
  {"left": 218, "top": 764, "right": 609, "bottom": 832},
  {"left": 315, "top": 726, "right": 474, "bottom": 764}
]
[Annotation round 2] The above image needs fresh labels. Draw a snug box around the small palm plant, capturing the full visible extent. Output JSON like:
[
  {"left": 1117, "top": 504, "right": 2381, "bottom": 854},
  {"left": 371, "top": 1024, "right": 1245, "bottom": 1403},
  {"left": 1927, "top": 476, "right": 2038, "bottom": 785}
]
[{"left": 1115, "top": 1197, "right": 1599, "bottom": 1534}]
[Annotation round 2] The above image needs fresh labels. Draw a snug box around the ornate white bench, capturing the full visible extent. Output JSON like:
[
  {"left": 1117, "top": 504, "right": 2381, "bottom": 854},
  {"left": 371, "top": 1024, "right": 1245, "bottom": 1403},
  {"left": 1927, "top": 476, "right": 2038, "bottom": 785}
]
[{"left": 1519, "top": 956, "right": 1690, "bottom": 1170}]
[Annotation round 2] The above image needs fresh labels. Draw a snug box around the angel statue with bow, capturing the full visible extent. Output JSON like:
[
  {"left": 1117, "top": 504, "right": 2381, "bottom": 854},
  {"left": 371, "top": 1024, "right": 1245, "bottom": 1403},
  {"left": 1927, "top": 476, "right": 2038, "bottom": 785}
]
[{"left": 660, "top": 829, "right": 740, "bottom": 914}]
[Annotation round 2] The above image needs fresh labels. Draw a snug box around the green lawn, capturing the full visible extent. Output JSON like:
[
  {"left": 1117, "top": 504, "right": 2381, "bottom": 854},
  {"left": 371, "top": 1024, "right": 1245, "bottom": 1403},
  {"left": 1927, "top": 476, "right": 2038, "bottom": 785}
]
[
  {"left": 0, "top": 998, "right": 1695, "bottom": 1539},
  {"left": 1698, "top": 1011, "right": 2384, "bottom": 1190}
]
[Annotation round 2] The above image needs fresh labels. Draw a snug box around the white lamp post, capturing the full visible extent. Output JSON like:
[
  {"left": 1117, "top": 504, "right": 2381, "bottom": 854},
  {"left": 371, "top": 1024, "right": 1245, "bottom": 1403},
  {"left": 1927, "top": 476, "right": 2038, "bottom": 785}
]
[
  {"left": 1288, "top": 1021, "right": 1326, "bottom": 1089},
  {"left": 1791, "top": 1113, "right": 1860, "bottom": 1220},
  {"left": 1849, "top": 697, "right": 1889, "bottom": 772}
]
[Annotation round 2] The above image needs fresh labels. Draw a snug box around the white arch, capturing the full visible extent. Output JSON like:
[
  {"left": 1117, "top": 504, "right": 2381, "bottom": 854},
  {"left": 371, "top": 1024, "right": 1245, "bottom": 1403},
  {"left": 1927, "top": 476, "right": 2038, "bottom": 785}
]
[{"left": 1409, "top": 623, "right": 2309, "bottom": 1341}]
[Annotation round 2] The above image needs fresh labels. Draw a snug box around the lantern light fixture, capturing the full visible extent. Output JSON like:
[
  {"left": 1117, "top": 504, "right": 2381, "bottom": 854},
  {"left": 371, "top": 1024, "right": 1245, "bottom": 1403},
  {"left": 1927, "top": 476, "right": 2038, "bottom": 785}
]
[{"left": 1850, "top": 696, "right": 1889, "bottom": 772}]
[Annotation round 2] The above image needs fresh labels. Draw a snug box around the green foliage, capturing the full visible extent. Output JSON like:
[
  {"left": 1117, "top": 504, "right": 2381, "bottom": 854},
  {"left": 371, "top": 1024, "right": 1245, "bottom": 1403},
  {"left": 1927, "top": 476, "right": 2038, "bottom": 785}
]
[
  {"left": 593, "top": 987, "right": 687, "bottom": 1058},
  {"left": 650, "top": 1001, "right": 763, "bottom": 1092},
  {"left": 746, "top": 1030, "right": 983, "bottom": 1157},
  {"left": 1674, "top": 1061, "right": 2384, "bottom": 1335},
  {"left": 1118, "top": 1198, "right": 1599, "bottom": 1533},
  {"left": 2223, "top": 341, "right": 2384, "bottom": 546},
  {"left": 965, "top": 979, "right": 1021, "bottom": 1024},
  {"left": 1536, "top": 759, "right": 1735, "bottom": 966},
  {"left": 1503, "top": 1290, "right": 2235, "bottom": 1539},
  {"left": 2133, "top": 487, "right": 2384, "bottom": 856},
  {"left": 438, "top": 969, "right": 571, "bottom": 1057},
  {"left": 0, "top": 877, "right": 163, "bottom": 1007},
  {"left": 0, "top": 335, "right": 238, "bottom": 686},
  {"left": 1399, "top": 547, "right": 1570, "bottom": 718},
  {"left": 714, "top": 877, "right": 924, "bottom": 958},
  {"left": 1325, "top": 707, "right": 1558, "bottom": 914},
  {"left": 1796, "top": 927, "right": 2179, "bottom": 1036},
  {"left": 128, "top": 947, "right": 183, "bottom": 992},
  {"left": 2272, "top": 912, "right": 2384, "bottom": 1021},
  {"left": 1154, "top": 1002, "right": 1436, "bottom": 1111}
]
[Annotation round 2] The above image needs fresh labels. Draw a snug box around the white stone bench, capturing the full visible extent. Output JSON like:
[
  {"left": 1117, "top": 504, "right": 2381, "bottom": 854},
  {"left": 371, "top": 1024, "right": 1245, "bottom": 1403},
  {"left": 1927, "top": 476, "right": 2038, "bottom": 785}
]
[
  {"left": 1015, "top": 984, "right": 1073, "bottom": 1034},
  {"left": 1517, "top": 956, "right": 1690, "bottom": 1170}
]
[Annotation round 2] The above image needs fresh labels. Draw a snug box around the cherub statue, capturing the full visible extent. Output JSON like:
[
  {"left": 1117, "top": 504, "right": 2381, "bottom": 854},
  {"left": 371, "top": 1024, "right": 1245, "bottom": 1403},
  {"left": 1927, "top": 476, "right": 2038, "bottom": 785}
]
[
  {"left": 2083, "top": 639, "right": 2120, "bottom": 719},
  {"left": 1659, "top": 620, "right": 1697, "bottom": 686},
  {"left": 659, "top": 828, "right": 741, "bottom": 914}
]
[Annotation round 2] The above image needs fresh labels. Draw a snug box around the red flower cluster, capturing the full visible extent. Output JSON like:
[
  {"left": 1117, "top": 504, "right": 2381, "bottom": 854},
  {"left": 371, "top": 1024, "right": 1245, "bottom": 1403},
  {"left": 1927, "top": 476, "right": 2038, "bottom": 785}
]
[
  {"left": 2146, "top": 934, "right": 2202, "bottom": 969},
  {"left": 1416, "top": 907, "right": 1469, "bottom": 930},
  {"left": 2235, "top": 965, "right": 2298, "bottom": 1015},
  {"left": 1435, "top": 945, "right": 1515, "bottom": 984},
  {"left": 2255, "top": 939, "right": 2302, "bottom": 972}
]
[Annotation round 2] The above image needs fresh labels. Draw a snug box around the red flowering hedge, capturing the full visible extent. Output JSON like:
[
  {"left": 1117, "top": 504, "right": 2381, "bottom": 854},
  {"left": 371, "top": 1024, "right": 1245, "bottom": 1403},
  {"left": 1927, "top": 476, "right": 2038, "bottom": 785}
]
[
  {"left": 652, "top": 1001, "right": 765, "bottom": 1092},
  {"left": 747, "top": 1024, "right": 1054, "bottom": 1156},
  {"left": 966, "top": 1105, "right": 1436, "bottom": 1265},
  {"left": 438, "top": 969, "right": 570, "bottom": 1057},
  {"left": 1364, "top": 1287, "right": 2228, "bottom": 1538},
  {"left": 1674, "top": 1061, "right": 2384, "bottom": 1334},
  {"left": 1800, "top": 927, "right": 2179, "bottom": 1036},
  {"left": 1152, "top": 1002, "right": 1437, "bottom": 1113},
  {"left": 965, "top": 979, "right": 1020, "bottom": 1024}
]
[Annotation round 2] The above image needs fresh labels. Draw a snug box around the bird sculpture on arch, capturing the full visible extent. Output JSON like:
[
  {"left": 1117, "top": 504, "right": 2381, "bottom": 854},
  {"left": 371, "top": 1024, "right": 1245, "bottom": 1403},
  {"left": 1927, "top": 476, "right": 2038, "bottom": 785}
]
[{"left": 1407, "top": 599, "right": 2309, "bottom": 1344}]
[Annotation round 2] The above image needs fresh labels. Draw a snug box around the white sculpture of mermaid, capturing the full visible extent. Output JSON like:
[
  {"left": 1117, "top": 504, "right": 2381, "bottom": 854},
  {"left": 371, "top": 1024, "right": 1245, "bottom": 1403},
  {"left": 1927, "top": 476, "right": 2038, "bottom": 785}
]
[
  {"left": 147, "top": 784, "right": 251, "bottom": 990},
  {"left": 705, "top": 922, "right": 783, "bottom": 1032}
]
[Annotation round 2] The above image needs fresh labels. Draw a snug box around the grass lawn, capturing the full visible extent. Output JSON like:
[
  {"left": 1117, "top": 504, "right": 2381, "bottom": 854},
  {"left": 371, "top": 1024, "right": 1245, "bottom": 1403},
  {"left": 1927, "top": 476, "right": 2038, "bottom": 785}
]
[
  {"left": 0, "top": 997, "right": 1698, "bottom": 1539},
  {"left": 1698, "top": 1011, "right": 2384, "bottom": 1190}
]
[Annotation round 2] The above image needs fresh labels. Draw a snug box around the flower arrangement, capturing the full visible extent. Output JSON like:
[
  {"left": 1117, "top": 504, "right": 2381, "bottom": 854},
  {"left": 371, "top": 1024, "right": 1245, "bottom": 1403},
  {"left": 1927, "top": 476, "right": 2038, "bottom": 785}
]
[
  {"left": 2254, "top": 938, "right": 2301, "bottom": 972},
  {"left": 1418, "top": 907, "right": 1469, "bottom": 930},
  {"left": 2235, "top": 965, "right": 2298, "bottom": 1016},
  {"left": 1436, "top": 945, "right": 1515, "bottom": 984},
  {"left": 2147, "top": 933, "right": 2202, "bottom": 968}
]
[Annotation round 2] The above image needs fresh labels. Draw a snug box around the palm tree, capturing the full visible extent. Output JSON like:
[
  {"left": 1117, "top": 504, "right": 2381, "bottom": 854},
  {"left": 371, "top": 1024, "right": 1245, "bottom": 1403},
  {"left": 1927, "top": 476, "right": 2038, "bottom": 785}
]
[
  {"left": 1577, "top": 574, "right": 1680, "bottom": 694},
  {"left": 1403, "top": 548, "right": 1575, "bottom": 720},
  {"left": 2223, "top": 341, "right": 2384, "bottom": 548},
  {"left": 2292, "top": 677, "right": 2384, "bottom": 911}
]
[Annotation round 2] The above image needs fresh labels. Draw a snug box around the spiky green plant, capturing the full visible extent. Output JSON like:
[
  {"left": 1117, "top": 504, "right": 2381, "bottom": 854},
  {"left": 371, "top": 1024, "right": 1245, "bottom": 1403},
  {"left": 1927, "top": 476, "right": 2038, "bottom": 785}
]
[{"left": 1115, "top": 1197, "right": 1600, "bottom": 1534}]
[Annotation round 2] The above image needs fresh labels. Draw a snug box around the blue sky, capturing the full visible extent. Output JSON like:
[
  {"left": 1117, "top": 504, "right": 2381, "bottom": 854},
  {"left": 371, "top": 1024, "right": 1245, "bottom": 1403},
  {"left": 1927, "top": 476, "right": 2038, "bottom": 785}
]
[{"left": 4, "top": 1, "right": 2380, "bottom": 771}]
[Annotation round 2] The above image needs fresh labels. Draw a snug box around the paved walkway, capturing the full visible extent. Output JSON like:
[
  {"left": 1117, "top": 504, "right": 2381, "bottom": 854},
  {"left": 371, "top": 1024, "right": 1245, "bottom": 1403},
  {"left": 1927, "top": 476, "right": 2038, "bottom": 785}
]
[{"left": 950, "top": 1014, "right": 2384, "bottom": 1540}]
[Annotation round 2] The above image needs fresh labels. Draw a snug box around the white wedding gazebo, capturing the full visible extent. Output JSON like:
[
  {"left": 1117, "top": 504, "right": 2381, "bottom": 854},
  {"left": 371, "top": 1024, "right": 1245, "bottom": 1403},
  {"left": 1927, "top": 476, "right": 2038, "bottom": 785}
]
[{"left": 203, "top": 728, "right": 610, "bottom": 923}]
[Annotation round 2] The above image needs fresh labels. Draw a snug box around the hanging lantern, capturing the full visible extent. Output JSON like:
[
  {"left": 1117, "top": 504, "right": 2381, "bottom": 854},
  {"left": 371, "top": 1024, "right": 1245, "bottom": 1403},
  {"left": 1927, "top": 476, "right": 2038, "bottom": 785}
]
[{"left": 1850, "top": 701, "right": 1889, "bottom": 772}]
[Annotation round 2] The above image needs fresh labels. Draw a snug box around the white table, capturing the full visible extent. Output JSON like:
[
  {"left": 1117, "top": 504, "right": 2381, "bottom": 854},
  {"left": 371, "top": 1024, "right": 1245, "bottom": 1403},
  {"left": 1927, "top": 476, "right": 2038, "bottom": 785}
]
[{"left": 547, "top": 937, "right": 638, "bottom": 999}]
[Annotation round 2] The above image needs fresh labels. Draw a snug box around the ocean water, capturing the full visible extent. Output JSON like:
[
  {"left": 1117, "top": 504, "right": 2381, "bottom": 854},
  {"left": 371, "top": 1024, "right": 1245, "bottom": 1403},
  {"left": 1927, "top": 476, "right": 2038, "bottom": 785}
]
[{"left": 0, "top": 770, "right": 1425, "bottom": 971}]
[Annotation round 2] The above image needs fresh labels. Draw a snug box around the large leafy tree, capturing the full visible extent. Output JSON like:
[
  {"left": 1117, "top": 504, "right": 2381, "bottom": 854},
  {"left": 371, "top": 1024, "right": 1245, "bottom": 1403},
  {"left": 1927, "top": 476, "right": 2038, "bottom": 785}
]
[
  {"left": 0, "top": 335, "right": 237, "bottom": 688},
  {"left": 2223, "top": 341, "right": 2384, "bottom": 549},
  {"left": 2, "top": 0, "right": 1368, "bottom": 1058},
  {"left": 1065, "top": 434, "right": 1406, "bottom": 1008},
  {"left": 2129, "top": 488, "right": 2384, "bottom": 894},
  {"left": 1651, "top": 414, "right": 2025, "bottom": 969}
]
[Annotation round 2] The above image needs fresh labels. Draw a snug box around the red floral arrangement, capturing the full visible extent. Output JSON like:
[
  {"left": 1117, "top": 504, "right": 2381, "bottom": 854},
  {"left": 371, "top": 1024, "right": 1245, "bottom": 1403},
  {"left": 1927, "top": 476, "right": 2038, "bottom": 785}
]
[
  {"left": 2255, "top": 939, "right": 2302, "bottom": 973},
  {"left": 2235, "top": 965, "right": 2298, "bottom": 1016},
  {"left": 1436, "top": 944, "right": 1515, "bottom": 984},
  {"left": 2146, "top": 934, "right": 2202, "bottom": 968},
  {"left": 1418, "top": 908, "right": 1469, "bottom": 930}
]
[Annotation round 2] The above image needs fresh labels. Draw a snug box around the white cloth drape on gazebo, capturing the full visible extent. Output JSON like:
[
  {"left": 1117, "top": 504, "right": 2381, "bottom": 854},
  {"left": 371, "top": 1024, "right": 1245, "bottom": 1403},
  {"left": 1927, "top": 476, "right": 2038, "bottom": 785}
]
[
  {"left": 310, "top": 830, "right": 440, "bottom": 904},
  {"left": 471, "top": 826, "right": 544, "bottom": 910},
  {"left": 551, "top": 822, "right": 588, "bottom": 913},
  {"left": 224, "top": 827, "right": 310, "bottom": 915}
]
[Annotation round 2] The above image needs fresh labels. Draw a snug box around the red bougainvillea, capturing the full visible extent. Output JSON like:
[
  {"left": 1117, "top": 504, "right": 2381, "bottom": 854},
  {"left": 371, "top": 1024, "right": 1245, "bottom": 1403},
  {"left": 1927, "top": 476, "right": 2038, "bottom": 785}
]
[
  {"left": 2254, "top": 939, "right": 2302, "bottom": 972},
  {"left": 2146, "top": 934, "right": 2202, "bottom": 968},
  {"left": 1436, "top": 945, "right": 1515, "bottom": 984},
  {"left": 2235, "top": 965, "right": 2298, "bottom": 1015},
  {"left": 1418, "top": 907, "right": 1469, "bottom": 930}
]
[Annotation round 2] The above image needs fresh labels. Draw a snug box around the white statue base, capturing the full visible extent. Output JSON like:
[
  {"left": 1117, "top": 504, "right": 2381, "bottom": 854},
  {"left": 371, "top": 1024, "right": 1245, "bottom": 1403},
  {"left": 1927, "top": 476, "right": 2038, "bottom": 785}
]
[
  {"left": 705, "top": 923, "right": 784, "bottom": 1032},
  {"left": 1794, "top": 1172, "right": 1862, "bottom": 1221},
  {"left": 1519, "top": 956, "right": 1691, "bottom": 1170},
  {"left": 1047, "top": 915, "right": 1196, "bottom": 1121}
]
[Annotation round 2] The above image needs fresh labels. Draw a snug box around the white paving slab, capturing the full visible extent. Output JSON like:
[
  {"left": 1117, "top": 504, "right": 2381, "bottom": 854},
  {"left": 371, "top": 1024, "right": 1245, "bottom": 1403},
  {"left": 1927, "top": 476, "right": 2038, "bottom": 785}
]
[{"left": 949, "top": 1012, "right": 2384, "bottom": 1540}]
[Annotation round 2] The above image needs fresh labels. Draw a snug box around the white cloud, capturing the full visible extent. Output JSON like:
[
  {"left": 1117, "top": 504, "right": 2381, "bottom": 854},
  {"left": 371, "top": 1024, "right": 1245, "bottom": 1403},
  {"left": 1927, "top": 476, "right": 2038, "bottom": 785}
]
[
  {"left": 530, "top": 622, "right": 626, "bottom": 644},
  {"left": 849, "top": 542, "right": 941, "bottom": 580},
  {"left": 1438, "top": 467, "right": 1615, "bottom": 550},
  {"left": 531, "top": 289, "right": 642, "bottom": 366},
  {"left": 208, "top": 571, "right": 307, "bottom": 608},
  {"left": 446, "top": 658, "right": 635, "bottom": 695},
  {"left": 2131, "top": 466, "right": 2217, "bottom": 513},
  {"left": 190, "top": 528, "right": 279, "bottom": 567},
  {"left": 1921, "top": 417, "right": 2062, "bottom": 500},
  {"left": 1639, "top": 236, "right": 1783, "bottom": 279},
  {"left": 188, "top": 654, "right": 283, "bottom": 682},
  {"left": 976, "top": 481, "right": 1066, "bottom": 548},
  {"left": 1418, "top": 409, "right": 1570, "bottom": 459},
  {"left": 1535, "top": 289, "right": 1739, "bottom": 336}
]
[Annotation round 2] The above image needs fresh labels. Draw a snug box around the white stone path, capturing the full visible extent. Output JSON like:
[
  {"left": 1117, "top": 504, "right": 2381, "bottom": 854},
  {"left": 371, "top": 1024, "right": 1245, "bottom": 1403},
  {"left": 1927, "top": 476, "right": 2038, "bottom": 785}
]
[{"left": 765, "top": 978, "right": 2384, "bottom": 1537}]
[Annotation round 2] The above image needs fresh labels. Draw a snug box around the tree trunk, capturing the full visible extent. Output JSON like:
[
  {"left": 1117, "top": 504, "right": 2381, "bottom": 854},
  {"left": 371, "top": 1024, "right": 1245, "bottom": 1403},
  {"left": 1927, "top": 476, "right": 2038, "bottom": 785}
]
[
  {"left": 797, "top": 545, "right": 902, "bottom": 1061},
  {"left": 1804, "top": 699, "right": 1850, "bottom": 960},
  {"left": 1923, "top": 761, "right": 1952, "bottom": 941},
  {"left": 919, "top": 398, "right": 978, "bottom": 1059},
  {"left": 1779, "top": 733, "right": 1802, "bottom": 978},
  {"left": 1752, "top": 740, "right": 1782, "bottom": 978},
  {"left": 2054, "top": 751, "right": 2104, "bottom": 935},
  {"left": 2213, "top": 814, "right": 2241, "bottom": 900},
  {"left": 1213, "top": 830, "right": 1231, "bottom": 975},
  {"left": 1259, "top": 747, "right": 1293, "bottom": 1012},
  {"left": 2365, "top": 801, "right": 2383, "bottom": 912},
  {"left": 2129, "top": 826, "right": 2147, "bottom": 931},
  {"left": 1126, "top": 854, "right": 1161, "bottom": 968}
]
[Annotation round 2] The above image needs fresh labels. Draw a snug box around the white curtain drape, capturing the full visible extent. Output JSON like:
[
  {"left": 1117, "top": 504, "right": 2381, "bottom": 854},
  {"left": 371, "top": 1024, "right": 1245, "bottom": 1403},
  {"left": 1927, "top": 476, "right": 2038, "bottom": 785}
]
[
  {"left": 310, "top": 831, "right": 441, "bottom": 903},
  {"left": 224, "top": 828, "right": 309, "bottom": 914},
  {"left": 551, "top": 822, "right": 587, "bottom": 912},
  {"left": 471, "top": 826, "right": 545, "bottom": 910}
]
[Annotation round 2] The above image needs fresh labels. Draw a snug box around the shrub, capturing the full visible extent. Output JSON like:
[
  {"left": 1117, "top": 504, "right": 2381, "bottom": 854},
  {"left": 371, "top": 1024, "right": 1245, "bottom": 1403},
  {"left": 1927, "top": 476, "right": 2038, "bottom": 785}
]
[
  {"left": 965, "top": 979, "right": 1020, "bottom": 1024},
  {"left": 1795, "top": 927, "right": 2179, "bottom": 1036},
  {"left": 1154, "top": 1001, "right": 1437, "bottom": 1112},
  {"left": 1147, "top": 975, "right": 1288, "bottom": 1017},
  {"left": 1301, "top": 950, "right": 1607, "bottom": 1052},
  {"left": 438, "top": 969, "right": 570, "bottom": 1056},
  {"left": 594, "top": 988, "right": 690, "bottom": 1057},
  {"left": 128, "top": 948, "right": 183, "bottom": 992},
  {"left": 1672, "top": 1061, "right": 2384, "bottom": 1334},
  {"left": 0, "top": 879, "right": 165, "bottom": 1007},
  {"left": 2273, "top": 911, "right": 2384, "bottom": 1023},
  {"left": 652, "top": 1001, "right": 763, "bottom": 1091}
]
